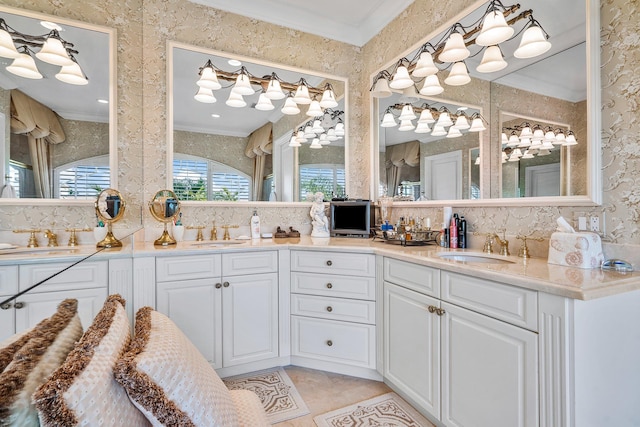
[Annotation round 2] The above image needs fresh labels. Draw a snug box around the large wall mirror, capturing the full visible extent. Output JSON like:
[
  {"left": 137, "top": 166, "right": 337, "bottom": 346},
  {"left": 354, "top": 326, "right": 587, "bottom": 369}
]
[
  {"left": 0, "top": 5, "right": 115, "bottom": 202},
  {"left": 371, "top": 0, "right": 600, "bottom": 206},
  {"left": 167, "top": 41, "right": 348, "bottom": 204}
]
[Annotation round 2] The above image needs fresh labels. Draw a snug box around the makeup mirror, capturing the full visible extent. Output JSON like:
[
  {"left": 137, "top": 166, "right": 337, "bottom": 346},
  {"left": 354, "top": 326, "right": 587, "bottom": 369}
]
[
  {"left": 94, "top": 188, "right": 125, "bottom": 248},
  {"left": 148, "top": 189, "right": 180, "bottom": 246}
]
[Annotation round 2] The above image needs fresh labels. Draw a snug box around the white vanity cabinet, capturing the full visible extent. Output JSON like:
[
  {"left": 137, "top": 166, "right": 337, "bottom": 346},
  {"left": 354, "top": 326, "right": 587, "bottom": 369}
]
[
  {"left": 383, "top": 258, "right": 539, "bottom": 427},
  {"left": 290, "top": 250, "right": 377, "bottom": 378},
  {"left": 156, "top": 251, "right": 279, "bottom": 371}
]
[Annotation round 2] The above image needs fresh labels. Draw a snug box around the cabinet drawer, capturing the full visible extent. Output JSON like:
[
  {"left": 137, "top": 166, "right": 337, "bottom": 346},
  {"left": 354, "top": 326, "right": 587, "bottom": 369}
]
[
  {"left": 291, "top": 272, "right": 375, "bottom": 300},
  {"left": 383, "top": 257, "right": 440, "bottom": 298},
  {"left": 291, "top": 315, "right": 375, "bottom": 368},
  {"left": 156, "top": 254, "right": 221, "bottom": 282},
  {"left": 19, "top": 261, "right": 108, "bottom": 292},
  {"left": 0, "top": 266, "right": 18, "bottom": 296},
  {"left": 291, "top": 250, "right": 375, "bottom": 277},
  {"left": 291, "top": 294, "right": 375, "bottom": 324},
  {"left": 222, "top": 251, "right": 277, "bottom": 276},
  {"left": 442, "top": 271, "right": 538, "bottom": 331}
]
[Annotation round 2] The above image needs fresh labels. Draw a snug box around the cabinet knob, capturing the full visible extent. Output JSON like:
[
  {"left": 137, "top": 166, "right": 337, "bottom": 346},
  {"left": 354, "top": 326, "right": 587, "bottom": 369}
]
[
  {"left": 223, "top": 281, "right": 230, "bottom": 288},
  {"left": 326, "top": 283, "right": 333, "bottom": 289},
  {"left": 428, "top": 305, "right": 437, "bottom": 313},
  {"left": 326, "top": 306, "right": 333, "bottom": 312},
  {"left": 326, "top": 340, "right": 333, "bottom": 346},
  {"left": 0, "top": 302, "right": 11, "bottom": 310},
  {"left": 326, "top": 260, "right": 332, "bottom": 266},
  {"left": 215, "top": 283, "right": 222, "bottom": 289},
  {"left": 435, "top": 308, "right": 446, "bottom": 316},
  {"left": 14, "top": 302, "right": 25, "bottom": 309}
]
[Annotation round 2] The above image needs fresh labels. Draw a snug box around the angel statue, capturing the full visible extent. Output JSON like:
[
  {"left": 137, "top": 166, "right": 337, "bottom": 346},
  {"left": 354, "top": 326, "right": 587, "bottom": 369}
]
[{"left": 309, "top": 191, "right": 330, "bottom": 237}]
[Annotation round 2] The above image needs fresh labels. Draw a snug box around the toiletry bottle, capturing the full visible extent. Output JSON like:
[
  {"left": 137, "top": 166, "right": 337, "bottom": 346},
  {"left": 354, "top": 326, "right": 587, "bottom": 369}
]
[
  {"left": 458, "top": 216, "right": 467, "bottom": 248},
  {"left": 450, "top": 214, "right": 459, "bottom": 248},
  {"left": 251, "top": 210, "right": 261, "bottom": 239}
]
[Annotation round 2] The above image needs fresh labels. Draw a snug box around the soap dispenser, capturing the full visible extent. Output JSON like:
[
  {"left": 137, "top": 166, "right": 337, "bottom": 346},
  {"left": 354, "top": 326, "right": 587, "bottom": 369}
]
[{"left": 251, "top": 210, "right": 261, "bottom": 239}]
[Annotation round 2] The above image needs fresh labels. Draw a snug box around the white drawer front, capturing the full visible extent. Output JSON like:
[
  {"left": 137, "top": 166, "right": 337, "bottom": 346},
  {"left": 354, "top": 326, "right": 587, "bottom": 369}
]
[
  {"left": 291, "top": 272, "right": 375, "bottom": 300},
  {"left": 291, "top": 315, "right": 375, "bottom": 368},
  {"left": 0, "top": 266, "right": 18, "bottom": 296},
  {"left": 156, "top": 254, "right": 221, "bottom": 282},
  {"left": 291, "top": 250, "right": 375, "bottom": 277},
  {"left": 19, "top": 261, "right": 108, "bottom": 292},
  {"left": 291, "top": 294, "right": 375, "bottom": 324},
  {"left": 222, "top": 251, "right": 277, "bottom": 276},
  {"left": 383, "top": 257, "right": 440, "bottom": 298},
  {"left": 442, "top": 271, "right": 538, "bottom": 331}
]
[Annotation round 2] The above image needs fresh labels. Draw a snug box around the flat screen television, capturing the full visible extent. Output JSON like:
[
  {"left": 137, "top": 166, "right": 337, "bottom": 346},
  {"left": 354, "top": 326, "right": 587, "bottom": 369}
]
[{"left": 330, "top": 200, "right": 373, "bottom": 237}]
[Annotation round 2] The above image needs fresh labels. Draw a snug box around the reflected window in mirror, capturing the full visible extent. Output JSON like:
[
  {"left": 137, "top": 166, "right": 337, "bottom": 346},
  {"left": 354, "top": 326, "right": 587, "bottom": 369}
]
[
  {"left": 0, "top": 6, "right": 115, "bottom": 200},
  {"left": 173, "top": 154, "right": 251, "bottom": 201}
]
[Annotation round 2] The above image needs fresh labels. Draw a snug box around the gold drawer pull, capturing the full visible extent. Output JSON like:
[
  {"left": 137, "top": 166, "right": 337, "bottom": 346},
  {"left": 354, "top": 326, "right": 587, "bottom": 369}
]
[
  {"left": 326, "top": 340, "right": 333, "bottom": 346},
  {"left": 326, "top": 260, "right": 332, "bottom": 266},
  {"left": 326, "top": 306, "right": 333, "bottom": 312},
  {"left": 326, "top": 283, "right": 333, "bottom": 289}
]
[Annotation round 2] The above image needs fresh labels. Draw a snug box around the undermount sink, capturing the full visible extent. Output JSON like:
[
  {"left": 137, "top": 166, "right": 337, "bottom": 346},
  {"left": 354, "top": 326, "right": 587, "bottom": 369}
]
[
  {"left": 437, "top": 251, "right": 517, "bottom": 264},
  {"left": 0, "top": 247, "right": 79, "bottom": 256},
  {"left": 189, "top": 240, "right": 248, "bottom": 246}
]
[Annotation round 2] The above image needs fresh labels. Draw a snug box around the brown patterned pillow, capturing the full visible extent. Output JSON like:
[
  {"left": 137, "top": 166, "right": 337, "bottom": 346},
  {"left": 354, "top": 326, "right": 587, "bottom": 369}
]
[
  {"left": 114, "top": 307, "right": 240, "bottom": 427},
  {"left": 34, "top": 294, "right": 149, "bottom": 427},
  {"left": 0, "top": 324, "right": 39, "bottom": 374},
  {"left": 0, "top": 299, "right": 83, "bottom": 426}
]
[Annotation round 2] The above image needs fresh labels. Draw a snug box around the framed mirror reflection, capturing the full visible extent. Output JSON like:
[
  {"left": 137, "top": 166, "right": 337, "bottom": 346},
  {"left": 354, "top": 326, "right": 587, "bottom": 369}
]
[{"left": 168, "top": 41, "right": 348, "bottom": 203}]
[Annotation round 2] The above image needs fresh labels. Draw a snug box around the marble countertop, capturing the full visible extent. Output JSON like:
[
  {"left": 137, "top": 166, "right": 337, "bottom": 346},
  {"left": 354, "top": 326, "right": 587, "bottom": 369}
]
[{"left": 2, "top": 237, "right": 639, "bottom": 301}]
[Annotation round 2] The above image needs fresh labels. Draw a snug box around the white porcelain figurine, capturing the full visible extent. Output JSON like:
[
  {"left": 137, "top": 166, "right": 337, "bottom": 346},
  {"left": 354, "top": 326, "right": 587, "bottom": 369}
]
[{"left": 310, "top": 191, "right": 330, "bottom": 237}]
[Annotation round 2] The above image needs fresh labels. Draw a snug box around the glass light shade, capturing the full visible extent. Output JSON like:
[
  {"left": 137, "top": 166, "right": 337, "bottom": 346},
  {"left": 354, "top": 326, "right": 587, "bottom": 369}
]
[
  {"left": 514, "top": 25, "right": 552, "bottom": 59},
  {"left": 521, "top": 150, "right": 534, "bottom": 159},
  {"left": 475, "top": 156, "right": 481, "bottom": 165},
  {"left": 304, "top": 125, "right": 316, "bottom": 138},
  {"left": 232, "top": 73, "right": 255, "bottom": 96},
  {"left": 380, "top": 112, "right": 397, "bottom": 127},
  {"left": 281, "top": 96, "right": 301, "bottom": 115},
  {"left": 312, "top": 119, "right": 324, "bottom": 134},
  {"left": 289, "top": 135, "right": 301, "bottom": 147},
  {"left": 444, "top": 62, "right": 471, "bottom": 86},
  {"left": 197, "top": 67, "right": 222, "bottom": 90},
  {"left": 469, "top": 117, "right": 487, "bottom": 132},
  {"left": 265, "top": 78, "right": 285, "bottom": 100},
  {"left": 371, "top": 77, "right": 392, "bottom": 98},
  {"left": 452, "top": 115, "right": 470, "bottom": 130},
  {"left": 501, "top": 132, "right": 508, "bottom": 143},
  {"left": 545, "top": 131, "right": 557, "bottom": 142},
  {"left": 430, "top": 125, "right": 447, "bottom": 137},
  {"left": 419, "top": 74, "right": 444, "bottom": 96},
  {"left": 502, "top": 151, "right": 509, "bottom": 162},
  {"left": 319, "top": 134, "right": 330, "bottom": 145},
  {"left": 254, "top": 93, "right": 275, "bottom": 111},
  {"left": 418, "top": 109, "right": 435, "bottom": 124},
  {"left": 476, "top": 46, "right": 508, "bottom": 73},
  {"left": 555, "top": 131, "right": 566, "bottom": 143},
  {"left": 296, "top": 130, "right": 307, "bottom": 143},
  {"left": 36, "top": 36, "right": 73, "bottom": 66},
  {"left": 320, "top": 88, "right": 338, "bottom": 108},
  {"left": 194, "top": 87, "right": 216, "bottom": 103},
  {"left": 326, "top": 128, "right": 339, "bottom": 141},
  {"left": 446, "top": 127, "right": 463, "bottom": 138},
  {"left": 334, "top": 122, "right": 345, "bottom": 136},
  {"left": 55, "top": 61, "right": 88, "bottom": 85},
  {"left": 6, "top": 52, "right": 43, "bottom": 79},
  {"left": 564, "top": 132, "right": 578, "bottom": 145},
  {"left": 292, "top": 84, "right": 312, "bottom": 104},
  {"left": 310, "top": 138, "right": 322, "bottom": 149},
  {"left": 389, "top": 65, "right": 414, "bottom": 90},
  {"left": 438, "top": 32, "right": 470, "bottom": 63},
  {"left": 518, "top": 137, "right": 532, "bottom": 148},
  {"left": 306, "top": 100, "right": 323, "bottom": 117},
  {"left": 508, "top": 133, "right": 520, "bottom": 146},
  {"left": 509, "top": 148, "right": 523, "bottom": 161},
  {"left": 520, "top": 126, "right": 533, "bottom": 138},
  {"left": 415, "top": 122, "right": 431, "bottom": 134},
  {"left": 532, "top": 128, "right": 545, "bottom": 141},
  {"left": 435, "top": 111, "right": 453, "bottom": 127},
  {"left": 399, "top": 85, "right": 419, "bottom": 104},
  {"left": 537, "top": 148, "right": 551, "bottom": 156},
  {"left": 412, "top": 52, "right": 439, "bottom": 77},
  {"left": 226, "top": 91, "right": 246, "bottom": 107},
  {"left": 529, "top": 139, "right": 542, "bottom": 149},
  {"left": 541, "top": 141, "right": 556, "bottom": 150},
  {"left": 398, "top": 120, "right": 415, "bottom": 132},
  {"left": 398, "top": 105, "right": 417, "bottom": 121},
  {"left": 476, "top": 11, "right": 514, "bottom": 46},
  {"left": 0, "top": 29, "right": 19, "bottom": 59}
]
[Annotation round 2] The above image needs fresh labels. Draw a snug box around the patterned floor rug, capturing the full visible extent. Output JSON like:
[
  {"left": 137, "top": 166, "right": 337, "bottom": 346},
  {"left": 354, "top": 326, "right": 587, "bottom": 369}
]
[
  {"left": 223, "top": 367, "right": 310, "bottom": 424},
  {"left": 313, "top": 392, "right": 434, "bottom": 427}
]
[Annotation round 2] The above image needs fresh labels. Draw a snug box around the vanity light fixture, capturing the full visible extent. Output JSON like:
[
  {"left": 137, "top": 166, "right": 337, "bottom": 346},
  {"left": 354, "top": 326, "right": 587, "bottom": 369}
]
[
  {"left": 289, "top": 109, "right": 345, "bottom": 149},
  {"left": 444, "top": 62, "right": 471, "bottom": 86},
  {"left": 226, "top": 91, "right": 246, "bottom": 108},
  {"left": 501, "top": 122, "right": 577, "bottom": 161},
  {"left": 0, "top": 18, "right": 87, "bottom": 85},
  {"left": 254, "top": 92, "right": 275, "bottom": 111},
  {"left": 306, "top": 99, "right": 324, "bottom": 117}
]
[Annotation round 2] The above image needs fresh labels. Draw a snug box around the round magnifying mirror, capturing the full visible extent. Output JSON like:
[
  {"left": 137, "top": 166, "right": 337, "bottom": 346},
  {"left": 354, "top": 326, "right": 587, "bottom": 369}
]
[
  {"left": 149, "top": 189, "right": 181, "bottom": 246},
  {"left": 95, "top": 188, "right": 126, "bottom": 248}
]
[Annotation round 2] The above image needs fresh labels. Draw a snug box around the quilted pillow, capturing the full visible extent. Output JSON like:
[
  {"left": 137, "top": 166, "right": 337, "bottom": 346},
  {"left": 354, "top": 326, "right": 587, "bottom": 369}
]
[
  {"left": 34, "top": 294, "right": 149, "bottom": 427},
  {"left": 114, "top": 307, "right": 240, "bottom": 427},
  {"left": 0, "top": 299, "right": 83, "bottom": 427}
]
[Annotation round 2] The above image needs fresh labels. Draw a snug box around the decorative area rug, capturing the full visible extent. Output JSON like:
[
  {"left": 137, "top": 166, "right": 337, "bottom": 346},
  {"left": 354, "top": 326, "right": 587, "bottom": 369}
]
[
  {"left": 223, "top": 367, "right": 310, "bottom": 424},
  {"left": 314, "top": 392, "right": 434, "bottom": 427}
]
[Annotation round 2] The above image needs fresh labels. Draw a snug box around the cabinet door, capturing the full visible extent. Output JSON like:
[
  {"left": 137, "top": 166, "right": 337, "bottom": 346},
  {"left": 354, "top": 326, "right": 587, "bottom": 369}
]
[
  {"left": 0, "top": 301, "right": 15, "bottom": 342},
  {"left": 441, "top": 302, "right": 538, "bottom": 427},
  {"left": 157, "top": 278, "right": 222, "bottom": 368},
  {"left": 383, "top": 282, "right": 440, "bottom": 418},
  {"left": 222, "top": 273, "right": 278, "bottom": 367}
]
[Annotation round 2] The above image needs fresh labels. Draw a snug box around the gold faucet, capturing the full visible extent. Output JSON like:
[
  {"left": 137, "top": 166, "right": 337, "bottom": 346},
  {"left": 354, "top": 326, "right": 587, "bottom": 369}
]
[
  {"left": 495, "top": 230, "right": 510, "bottom": 256},
  {"left": 44, "top": 229, "right": 58, "bottom": 247},
  {"left": 187, "top": 225, "right": 205, "bottom": 241},
  {"left": 474, "top": 232, "right": 496, "bottom": 253},
  {"left": 210, "top": 222, "right": 218, "bottom": 241},
  {"left": 66, "top": 228, "right": 92, "bottom": 246},
  {"left": 221, "top": 225, "right": 239, "bottom": 240},
  {"left": 13, "top": 229, "right": 42, "bottom": 248},
  {"left": 516, "top": 234, "right": 545, "bottom": 259}
]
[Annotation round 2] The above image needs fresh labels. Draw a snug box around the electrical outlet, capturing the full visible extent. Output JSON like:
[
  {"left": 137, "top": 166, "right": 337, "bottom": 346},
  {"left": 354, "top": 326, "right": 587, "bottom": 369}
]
[
  {"left": 590, "top": 216, "right": 600, "bottom": 232},
  {"left": 578, "top": 216, "right": 587, "bottom": 231}
]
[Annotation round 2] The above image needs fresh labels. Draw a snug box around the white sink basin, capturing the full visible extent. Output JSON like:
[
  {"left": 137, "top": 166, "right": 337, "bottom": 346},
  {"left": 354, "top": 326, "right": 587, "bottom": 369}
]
[
  {"left": 189, "top": 240, "right": 248, "bottom": 246},
  {"left": 437, "top": 251, "right": 516, "bottom": 264},
  {"left": 0, "top": 247, "right": 79, "bottom": 256}
]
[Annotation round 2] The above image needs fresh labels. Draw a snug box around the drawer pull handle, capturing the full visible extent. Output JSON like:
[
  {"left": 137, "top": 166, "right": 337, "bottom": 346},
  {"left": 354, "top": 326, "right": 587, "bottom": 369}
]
[
  {"left": 326, "top": 283, "right": 333, "bottom": 289},
  {"left": 435, "top": 308, "right": 446, "bottom": 316},
  {"left": 326, "top": 260, "right": 332, "bottom": 266},
  {"left": 0, "top": 302, "right": 11, "bottom": 310},
  {"left": 428, "top": 305, "right": 437, "bottom": 313},
  {"left": 326, "top": 340, "right": 333, "bottom": 346},
  {"left": 326, "top": 306, "right": 333, "bottom": 312},
  {"left": 223, "top": 282, "right": 230, "bottom": 288},
  {"left": 215, "top": 283, "right": 222, "bottom": 289},
  {"left": 14, "top": 302, "right": 25, "bottom": 309}
]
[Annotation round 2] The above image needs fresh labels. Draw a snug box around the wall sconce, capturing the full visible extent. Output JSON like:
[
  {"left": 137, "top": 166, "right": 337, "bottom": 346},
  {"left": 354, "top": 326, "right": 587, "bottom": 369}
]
[
  {"left": 380, "top": 103, "right": 487, "bottom": 138},
  {"left": 0, "top": 19, "right": 87, "bottom": 85},
  {"left": 289, "top": 109, "right": 344, "bottom": 148}
]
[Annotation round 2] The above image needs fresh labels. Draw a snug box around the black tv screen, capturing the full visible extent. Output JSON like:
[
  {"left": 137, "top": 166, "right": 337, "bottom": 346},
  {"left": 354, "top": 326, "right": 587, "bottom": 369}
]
[{"left": 330, "top": 201, "right": 371, "bottom": 237}]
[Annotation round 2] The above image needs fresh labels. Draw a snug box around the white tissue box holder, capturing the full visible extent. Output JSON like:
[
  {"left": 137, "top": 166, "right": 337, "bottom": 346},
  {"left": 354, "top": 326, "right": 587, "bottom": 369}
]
[{"left": 547, "top": 231, "right": 604, "bottom": 269}]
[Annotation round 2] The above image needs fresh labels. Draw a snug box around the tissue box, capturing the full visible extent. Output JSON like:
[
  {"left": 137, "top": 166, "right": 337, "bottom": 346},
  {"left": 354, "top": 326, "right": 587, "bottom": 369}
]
[{"left": 547, "top": 232, "right": 604, "bottom": 269}]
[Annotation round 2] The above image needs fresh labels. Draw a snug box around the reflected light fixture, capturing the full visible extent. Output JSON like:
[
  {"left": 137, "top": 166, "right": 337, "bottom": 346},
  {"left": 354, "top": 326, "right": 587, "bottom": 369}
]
[
  {"left": 6, "top": 47, "right": 43, "bottom": 79},
  {"left": 476, "top": 9, "right": 514, "bottom": 46},
  {"left": 444, "top": 62, "right": 471, "bottom": 86},
  {"left": 254, "top": 92, "right": 275, "bottom": 111},
  {"left": 289, "top": 109, "right": 345, "bottom": 150},
  {"left": 281, "top": 94, "right": 301, "bottom": 115},
  {"left": 389, "top": 62, "right": 413, "bottom": 90},
  {"left": 419, "top": 74, "right": 444, "bottom": 96},
  {"left": 476, "top": 45, "right": 508, "bottom": 73},
  {"left": 226, "top": 91, "right": 246, "bottom": 108}
]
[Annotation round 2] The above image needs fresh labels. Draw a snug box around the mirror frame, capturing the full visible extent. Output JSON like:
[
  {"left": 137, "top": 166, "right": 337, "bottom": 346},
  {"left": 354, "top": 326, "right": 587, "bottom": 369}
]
[
  {"left": 166, "top": 40, "right": 349, "bottom": 206},
  {"left": 0, "top": 4, "right": 117, "bottom": 206},
  {"left": 370, "top": 0, "right": 601, "bottom": 207}
]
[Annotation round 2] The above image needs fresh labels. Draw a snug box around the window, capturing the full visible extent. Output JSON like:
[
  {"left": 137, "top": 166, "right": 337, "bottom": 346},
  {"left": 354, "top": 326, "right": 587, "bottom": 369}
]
[
  {"left": 299, "top": 164, "right": 345, "bottom": 201},
  {"left": 7, "top": 161, "right": 33, "bottom": 198},
  {"left": 54, "top": 155, "right": 110, "bottom": 199},
  {"left": 173, "top": 155, "right": 251, "bottom": 201}
]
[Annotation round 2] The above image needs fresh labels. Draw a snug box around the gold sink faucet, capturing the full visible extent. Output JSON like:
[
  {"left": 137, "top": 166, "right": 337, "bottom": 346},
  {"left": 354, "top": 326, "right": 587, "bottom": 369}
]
[
  {"left": 495, "top": 230, "right": 510, "bottom": 256},
  {"left": 44, "top": 229, "right": 59, "bottom": 247},
  {"left": 13, "top": 229, "right": 42, "bottom": 248},
  {"left": 516, "top": 234, "right": 545, "bottom": 259}
]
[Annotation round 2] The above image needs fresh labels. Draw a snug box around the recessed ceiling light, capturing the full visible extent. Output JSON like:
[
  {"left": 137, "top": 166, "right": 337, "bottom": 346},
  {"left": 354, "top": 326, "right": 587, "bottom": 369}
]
[
  {"left": 211, "top": 113, "right": 220, "bottom": 118},
  {"left": 41, "top": 21, "right": 63, "bottom": 31},
  {"left": 97, "top": 99, "right": 109, "bottom": 104},
  {"left": 228, "top": 59, "right": 241, "bottom": 67}
]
